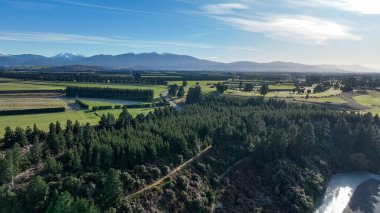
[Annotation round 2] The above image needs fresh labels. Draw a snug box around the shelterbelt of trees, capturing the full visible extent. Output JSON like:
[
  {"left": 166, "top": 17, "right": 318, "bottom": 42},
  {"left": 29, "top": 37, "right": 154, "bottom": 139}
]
[
  {"left": 0, "top": 71, "right": 168, "bottom": 85},
  {"left": 0, "top": 96, "right": 379, "bottom": 212},
  {"left": 66, "top": 86, "right": 154, "bottom": 102}
]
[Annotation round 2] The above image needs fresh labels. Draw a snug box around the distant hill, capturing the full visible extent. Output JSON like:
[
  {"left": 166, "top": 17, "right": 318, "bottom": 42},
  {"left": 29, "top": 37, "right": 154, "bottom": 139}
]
[{"left": 0, "top": 52, "right": 378, "bottom": 72}]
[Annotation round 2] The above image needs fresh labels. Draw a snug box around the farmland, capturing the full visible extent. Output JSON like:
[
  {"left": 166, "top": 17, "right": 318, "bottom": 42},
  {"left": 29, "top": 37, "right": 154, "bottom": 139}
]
[
  {"left": 79, "top": 98, "right": 145, "bottom": 108},
  {"left": 0, "top": 77, "right": 167, "bottom": 133},
  {"left": 0, "top": 78, "right": 166, "bottom": 98},
  {"left": 0, "top": 107, "right": 156, "bottom": 135},
  {"left": 0, "top": 98, "right": 66, "bottom": 110},
  {"left": 1, "top": 69, "right": 380, "bottom": 213},
  {"left": 352, "top": 90, "right": 380, "bottom": 115},
  {"left": 2, "top": 74, "right": 380, "bottom": 136}
]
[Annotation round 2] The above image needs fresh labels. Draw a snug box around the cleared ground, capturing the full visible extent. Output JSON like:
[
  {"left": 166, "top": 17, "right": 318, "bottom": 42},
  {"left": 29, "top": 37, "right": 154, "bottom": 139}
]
[{"left": 293, "top": 97, "right": 347, "bottom": 104}]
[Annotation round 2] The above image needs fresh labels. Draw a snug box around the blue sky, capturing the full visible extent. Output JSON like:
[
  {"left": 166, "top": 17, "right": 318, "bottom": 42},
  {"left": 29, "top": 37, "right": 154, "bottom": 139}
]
[{"left": 0, "top": 0, "right": 380, "bottom": 67}]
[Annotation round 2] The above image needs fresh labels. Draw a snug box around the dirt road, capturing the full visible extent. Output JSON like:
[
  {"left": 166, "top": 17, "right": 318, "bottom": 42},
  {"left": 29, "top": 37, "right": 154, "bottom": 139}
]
[{"left": 124, "top": 146, "right": 212, "bottom": 200}]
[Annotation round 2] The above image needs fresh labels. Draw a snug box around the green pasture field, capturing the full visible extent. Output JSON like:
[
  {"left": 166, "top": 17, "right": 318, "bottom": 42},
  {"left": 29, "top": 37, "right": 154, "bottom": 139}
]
[
  {"left": 0, "top": 98, "right": 66, "bottom": 110},
  {"left": 79, "top": 99, "right": 145, "bottom": 108},
  {"left": 353, "top": 90, "right": 380, "bottom": 115},
  {"left": 0, "top": 110, "right": 98, "bottom": 136},
  {"left": 226, "top": 87, "right": 341, "bottom": 99},
  {"left": 0, "top": 107, "right": 157, "bottom": 136},
  {"left": 353, "top": 91, "right": 380, "bottom": 107}
]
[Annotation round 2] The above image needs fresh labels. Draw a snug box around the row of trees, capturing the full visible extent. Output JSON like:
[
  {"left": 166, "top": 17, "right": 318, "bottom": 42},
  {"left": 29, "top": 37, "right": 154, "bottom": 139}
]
[
  {"left": 66, "top": 86, "right": 154, "bottom": 102},
  {"left": 0, "top": 107, "right": 65, "bottom": 116},
  {"left": 0, "top": 71, "right": 168, "bottom": 85}
]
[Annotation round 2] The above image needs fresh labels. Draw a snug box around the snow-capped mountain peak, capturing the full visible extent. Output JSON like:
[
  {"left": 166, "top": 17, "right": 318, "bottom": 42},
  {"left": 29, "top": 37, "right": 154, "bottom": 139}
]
[{"left": 53, "top": 53, "right": 84, "bottom": 59}]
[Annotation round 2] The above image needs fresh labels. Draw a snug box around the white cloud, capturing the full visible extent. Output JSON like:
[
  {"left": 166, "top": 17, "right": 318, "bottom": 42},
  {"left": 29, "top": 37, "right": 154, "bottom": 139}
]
[
  {"left": 52, "top": 0, "right": 169, "bottom": 16},
  {"left": 202, "top": 3, "right": 249, "bottom": 14},
  {"left": 215, "top": 15, "right": 361, "bottom": 44},
  {"left": 296, "top": 0, "right": 380, "bottom": 15},
  {"left": 0, "top": 31, "right": 260, "bottom": 52},
  {"left": 0, "top": 32, "right": 212, "bottom": 48}
]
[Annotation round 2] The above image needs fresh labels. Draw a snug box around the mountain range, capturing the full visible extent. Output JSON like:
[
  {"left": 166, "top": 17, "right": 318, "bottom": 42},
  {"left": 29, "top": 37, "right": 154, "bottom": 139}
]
[{"left": 0, "top": 53, "right": 378, "bottom": 73}]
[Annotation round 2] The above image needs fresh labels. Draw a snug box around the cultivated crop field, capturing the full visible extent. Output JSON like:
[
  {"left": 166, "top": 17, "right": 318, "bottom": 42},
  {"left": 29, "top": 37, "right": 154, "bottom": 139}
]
[{"left": 0, "top": 98, "right": 67, "bottom": 110}]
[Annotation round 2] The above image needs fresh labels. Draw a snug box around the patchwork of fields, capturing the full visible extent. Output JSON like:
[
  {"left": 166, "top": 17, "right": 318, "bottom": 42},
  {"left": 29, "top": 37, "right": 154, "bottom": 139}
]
[
  {"left": 0, "top": 79, "right": 167, "bottom": 98},
  {"left": 1, "top": 77, "right": 379, "bottom": 136},
  {"left": 0, "top": 78, "right": 165, "bottom": 135}
]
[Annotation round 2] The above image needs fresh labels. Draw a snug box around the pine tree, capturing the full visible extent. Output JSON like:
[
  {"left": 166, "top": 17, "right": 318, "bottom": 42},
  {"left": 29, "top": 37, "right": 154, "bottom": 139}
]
[
  {"left": 47, "top": 155, "right": 63, "bottom": 175},
  {"left": 103, "top": 169, "right": 123, "bottom": 207},
  {"left": 46, "top": 191, "right": 74, "bottom": 213},
  {"left": 3, "top": 127, "right": 14, "bottom": 148},
  {"left": 116, "top": 108, "right": 133, "bottom": 128},
  {"left": 14, "top": 127, "right": 28, "bottom": 146},
  {"left": 26, "top": 176, "right": 49, "bottom": 210},
  {"left": 177, "top": 86, "right": 185, "bottom": 98},
  {"left": 30, "top": 136, "right": 42, "bottom": 164}
]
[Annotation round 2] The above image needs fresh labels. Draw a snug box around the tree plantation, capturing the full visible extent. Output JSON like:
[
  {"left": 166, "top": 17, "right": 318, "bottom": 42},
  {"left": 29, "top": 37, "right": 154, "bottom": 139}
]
[
  {"left": 66, "top": 86, "right": 154, "bottom": 102},
  {"left": 0, "top": 96, "right": 379, "bottom": 212}
]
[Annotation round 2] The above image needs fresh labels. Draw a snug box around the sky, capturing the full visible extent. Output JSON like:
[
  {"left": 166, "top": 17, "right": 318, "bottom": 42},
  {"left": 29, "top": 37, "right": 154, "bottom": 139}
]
[{"left": 0, "top": 0, "right": 380, "bottom": 68}]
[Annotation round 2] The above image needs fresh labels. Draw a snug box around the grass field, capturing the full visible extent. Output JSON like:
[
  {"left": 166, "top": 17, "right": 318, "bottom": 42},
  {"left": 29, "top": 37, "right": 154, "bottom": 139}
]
[
  {"left": 0, "top": 78, "right": 165, "bottom": 135},
  {"left": 0, "top": 107, "right": 157, "bottom": 136},
  {"left": 268, "top": 84, "right": 295, "bottom": 90},
  {"left": 0, "top": 110, "right": 98, "bottom": 135},
  {"left": 353, "top": 90, "right": 380, "bottom": 115},
  {"left": 0, "top": 98, "right": 66, "bottom": 110},
  {"left": 226, "top": 87, "right": 342, "bottom": 99},
  {"left": 79, "top": 98, "right": 145, "bottom": 108}
]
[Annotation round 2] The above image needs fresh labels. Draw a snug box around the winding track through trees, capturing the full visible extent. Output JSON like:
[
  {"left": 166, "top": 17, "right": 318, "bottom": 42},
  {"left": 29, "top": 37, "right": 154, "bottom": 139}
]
[
  {"left": 210, "top": 157, "right": 250, "bottom": 213},
  {"left": 123, "top": 146, "right": 212, "bottom": 200},
  {"left": 160, "top": 91, "right": 182, "bottom": 111}
]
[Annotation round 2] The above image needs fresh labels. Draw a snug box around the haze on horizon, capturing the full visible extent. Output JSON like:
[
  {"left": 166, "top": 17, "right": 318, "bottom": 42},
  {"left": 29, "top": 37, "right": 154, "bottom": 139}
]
[{"left": 1, "top": 0, "right": 380, "bottom": 69}]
